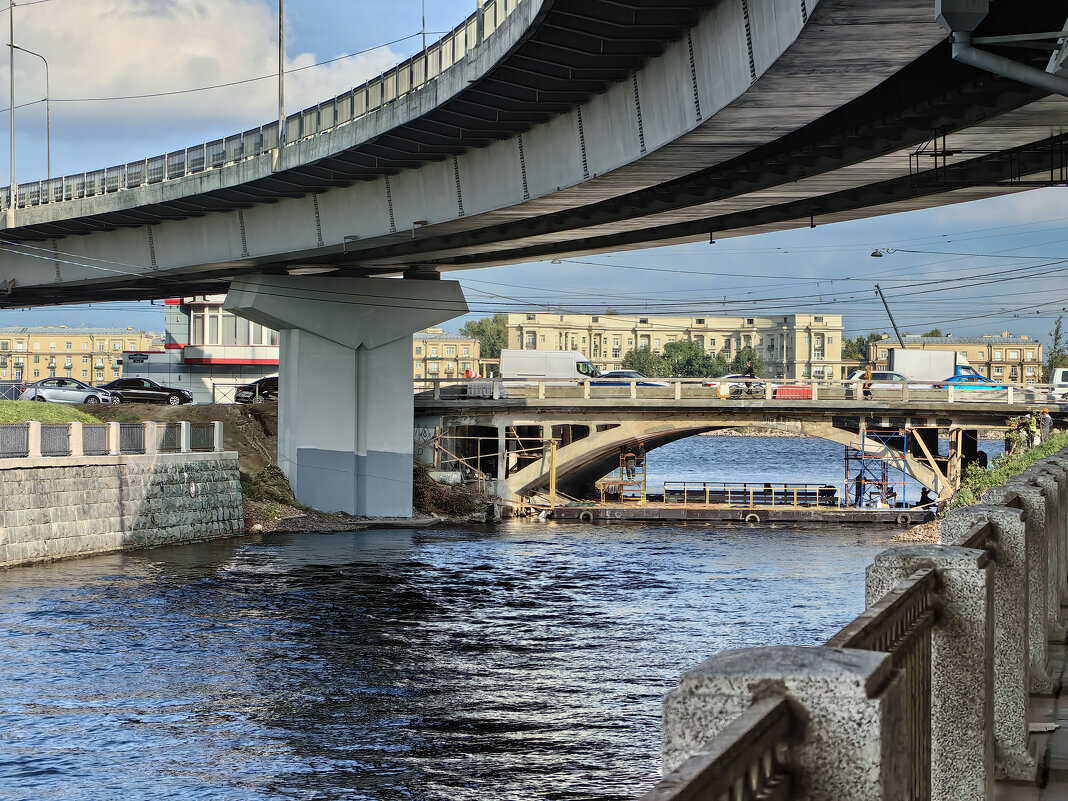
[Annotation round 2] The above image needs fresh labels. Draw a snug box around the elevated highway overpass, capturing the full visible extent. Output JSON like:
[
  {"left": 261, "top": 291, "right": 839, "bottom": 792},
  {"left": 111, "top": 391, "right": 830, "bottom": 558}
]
[{"left": 1, "top": 0, "right": 1065, "bottom": 514}]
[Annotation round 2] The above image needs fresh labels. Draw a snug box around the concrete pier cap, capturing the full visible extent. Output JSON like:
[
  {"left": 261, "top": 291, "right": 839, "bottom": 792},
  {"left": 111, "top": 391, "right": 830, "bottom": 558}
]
[
  {"left": 224, "top": 273, "right": 468, "bottom": 516},
  {"left": 662, "top": 645, "right": 907, "bottom": 800}
]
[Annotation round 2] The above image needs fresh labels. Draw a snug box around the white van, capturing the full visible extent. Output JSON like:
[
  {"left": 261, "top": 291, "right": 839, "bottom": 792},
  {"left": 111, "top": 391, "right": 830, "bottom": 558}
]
[
  {"left": 1049, "top": 368, "right": 1068, "bottom": 401},
  {"left": 498, "top": 349, "right": 600, "bottom": 382}
]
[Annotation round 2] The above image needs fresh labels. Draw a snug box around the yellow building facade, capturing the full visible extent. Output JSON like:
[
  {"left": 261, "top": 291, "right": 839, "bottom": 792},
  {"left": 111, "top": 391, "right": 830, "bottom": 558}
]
[
  {"left": 506, "top": 312, "right": 845, "bottom": 379},
  {"left": 0, "top": 327, "right": 159, "bottom": 384},
  {"left": 413, "top": 328, "right": 481, "bottom": 380},
  {"left": 870, "top": 334, "right": 1043, "bottom": 386}
]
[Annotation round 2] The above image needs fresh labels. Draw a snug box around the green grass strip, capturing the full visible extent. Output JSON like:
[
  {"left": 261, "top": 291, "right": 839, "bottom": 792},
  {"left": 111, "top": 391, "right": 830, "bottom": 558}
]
[{"left": 0, "top": 400, "right": 101, "bottom": 424}]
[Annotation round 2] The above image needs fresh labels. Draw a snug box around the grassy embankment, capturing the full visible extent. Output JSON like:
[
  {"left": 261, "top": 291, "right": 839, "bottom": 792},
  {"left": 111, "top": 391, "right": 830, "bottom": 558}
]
[
  {"left": 0, "top": 400, "right": 100, "bottom": 424},
  {"left": 948, "top": 430, "right": 1068, "bottom": 511}
]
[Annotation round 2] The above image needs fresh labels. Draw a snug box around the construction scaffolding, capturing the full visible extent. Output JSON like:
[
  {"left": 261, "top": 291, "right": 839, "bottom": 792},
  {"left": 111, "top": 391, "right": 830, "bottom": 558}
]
[{"left": 845, "top": 428, "right": 909, "bottom": 509}]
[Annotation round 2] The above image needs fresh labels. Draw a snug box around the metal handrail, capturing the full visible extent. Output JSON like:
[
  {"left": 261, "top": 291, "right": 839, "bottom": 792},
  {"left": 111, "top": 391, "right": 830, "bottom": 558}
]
[
  {"left": 636, "top": 696, "right": 793, "bottom": 801},
  {"left": 2, "top": 0, "right": 524, "bottom": 211},
  {"left": 663, "top": 481, "right": 840, "bottom": 509},
  {"left": 826, "top": 568, "right": 938, "bottom": 801}
]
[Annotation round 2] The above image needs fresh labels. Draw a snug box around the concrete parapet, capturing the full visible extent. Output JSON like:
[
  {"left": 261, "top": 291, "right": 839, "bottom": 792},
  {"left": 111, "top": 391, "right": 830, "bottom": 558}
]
[
  {"left": 941, "top": 505, "right": 1035, "bottom": 780},
  {"left": 866, "top": 545, "right": 993, "bottom": 800},
  {"left": 662, "top": 645, "right": 907, "bottom": 800}
]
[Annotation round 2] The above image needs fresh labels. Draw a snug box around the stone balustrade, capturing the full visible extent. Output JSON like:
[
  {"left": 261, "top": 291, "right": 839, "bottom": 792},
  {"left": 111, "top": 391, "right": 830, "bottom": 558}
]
[{"left": 643, "top": 445, "right": 1068, "bottom": 801}]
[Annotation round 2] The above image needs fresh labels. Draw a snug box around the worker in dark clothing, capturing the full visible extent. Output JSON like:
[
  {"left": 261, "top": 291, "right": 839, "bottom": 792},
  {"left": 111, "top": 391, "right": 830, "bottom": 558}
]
[
  {"left": 916, "top": 487, "right": 934, "bottom": 508},
  {"left": 853, "top": 473, "right": 863, "bottom": 508},
  {"left": 635, "top": 441, "right": 646, "bottom": 466},
  {"left": 623, "top": 444, "right": 637, "bottom": 480}
]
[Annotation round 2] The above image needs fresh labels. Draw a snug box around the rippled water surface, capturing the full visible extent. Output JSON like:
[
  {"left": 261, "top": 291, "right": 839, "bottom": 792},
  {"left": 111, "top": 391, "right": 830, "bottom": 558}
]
[{"left": 0, "top": 436, "right": 976, "bottom": 800}]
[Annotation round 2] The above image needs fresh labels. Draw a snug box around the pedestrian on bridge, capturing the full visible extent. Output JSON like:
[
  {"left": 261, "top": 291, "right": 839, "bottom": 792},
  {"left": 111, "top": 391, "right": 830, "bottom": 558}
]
[
  {"left": 1042, "top": 408, "right": 1053, "bottom": 442},
  {"left": 862, "top": 364, "right": 873, "bottom": 400}
]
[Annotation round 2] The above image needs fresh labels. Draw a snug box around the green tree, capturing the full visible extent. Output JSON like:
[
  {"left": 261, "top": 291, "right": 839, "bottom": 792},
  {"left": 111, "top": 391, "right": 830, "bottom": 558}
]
[
  {"left": 1044, "top": 315, "right": 1068, "bottom": 382},
  {"left": 661, "top": 340, "right": 713, "bottom": 377},
  {"left": 621, "top": 347, "right": 667, "bottom": 376},
  {"left": 921, "top": 328, "right": 944, "bottom": 338},
  {"left": 841, "top": 332, "right": 885, "bottom": 361},
  {"left": 459, "top": 314, "right": 508, "bottom": 360},
  {"left": 729, "top": 347, "right": 764, "bottom": 377}
]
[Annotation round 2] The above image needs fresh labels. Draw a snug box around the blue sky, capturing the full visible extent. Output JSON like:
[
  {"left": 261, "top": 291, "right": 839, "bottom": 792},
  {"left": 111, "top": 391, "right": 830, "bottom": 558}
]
[{"left": 0, "top": 0, "right": 1065, "bottom": 347}]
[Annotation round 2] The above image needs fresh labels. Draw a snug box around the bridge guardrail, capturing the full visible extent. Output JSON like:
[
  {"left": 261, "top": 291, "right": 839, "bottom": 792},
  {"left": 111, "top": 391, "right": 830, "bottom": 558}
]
[
  {"left": 2, "top": 0, "right": 527, "bottom": 212},
  {"left": 414, "top": 377, "right": 1057, "bottom": 406}
]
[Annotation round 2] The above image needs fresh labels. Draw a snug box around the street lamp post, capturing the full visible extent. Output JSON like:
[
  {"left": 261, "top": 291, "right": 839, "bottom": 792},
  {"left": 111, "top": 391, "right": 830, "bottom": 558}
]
[{"left": 10, "top": 43, "right": 48, "bottom": 184}]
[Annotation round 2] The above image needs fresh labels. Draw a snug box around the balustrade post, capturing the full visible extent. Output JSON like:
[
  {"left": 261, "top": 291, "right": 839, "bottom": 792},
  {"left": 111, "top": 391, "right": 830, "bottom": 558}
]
[
  {"left": 106, "top": 422, "right": 121, "bottom": 456},
  {"left": 68, "top": 422, "right": 83, "bottom": 457},
  {"left": 942, "top": 506, "right": 1035, "bottom": 780},
  {"left": 213, "top": 421, "right": 224, "bottom": 452},
  {"left": 27, "top": 421, "right": 41, "bottom": 458},
  {"left": 1029, "top": 457, "right": 1068, "bottom": 604},
  {"left": 143, "top": 422, "right": 159, "bottom": 455},
  {"left": 866, "top": 544, "right": 994, "bottom": 801},
  {"left": 179, "top": 421, "right": 191, "bottom": 454},
  {"left": 662, "top": 645, "right": 909, "bottom": 800},
  {"left": 1009, "top": 474, "right": 1066, "bottom": 642},
  {"left": 674, "top": 380, "right": 681, "bottom": 401}
]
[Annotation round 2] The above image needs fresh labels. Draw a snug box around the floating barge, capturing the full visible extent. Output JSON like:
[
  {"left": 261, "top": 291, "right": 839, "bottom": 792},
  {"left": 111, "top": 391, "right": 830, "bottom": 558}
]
[{"left": 551, "top": 503, "right": 932, "bottom": 526}]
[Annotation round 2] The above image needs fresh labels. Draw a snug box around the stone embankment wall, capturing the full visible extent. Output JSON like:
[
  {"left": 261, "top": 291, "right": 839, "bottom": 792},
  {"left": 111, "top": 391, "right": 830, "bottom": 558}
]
[{"left": 0, "top": 452, "right": 244, "bottom": 568}]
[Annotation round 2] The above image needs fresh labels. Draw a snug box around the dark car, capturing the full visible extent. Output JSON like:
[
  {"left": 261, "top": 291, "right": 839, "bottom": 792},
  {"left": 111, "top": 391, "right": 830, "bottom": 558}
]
[
  {"left": 235, "top": 376, "right": 278, "bottom": 404},
  {"left": 100, "top": 377, "right": 194, "bottom": 405}
]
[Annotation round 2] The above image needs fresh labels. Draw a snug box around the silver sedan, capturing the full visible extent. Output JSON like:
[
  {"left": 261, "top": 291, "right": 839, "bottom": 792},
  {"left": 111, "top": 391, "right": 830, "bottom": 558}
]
[{"left": 19, "top": 377, "right": 116, "bottom": 404}]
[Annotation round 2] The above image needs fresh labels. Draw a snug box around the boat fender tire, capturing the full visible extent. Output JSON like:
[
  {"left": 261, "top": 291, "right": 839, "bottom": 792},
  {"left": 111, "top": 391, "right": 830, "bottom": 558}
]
[
  {"left": 896, "top": 513, "right": 912, "bottom": 526},
  {"left": 578, "top": 510, "right": 594, "bottom": 523},
  {"left": 744, "top": 513, "right": 761, "bottom": 524}
]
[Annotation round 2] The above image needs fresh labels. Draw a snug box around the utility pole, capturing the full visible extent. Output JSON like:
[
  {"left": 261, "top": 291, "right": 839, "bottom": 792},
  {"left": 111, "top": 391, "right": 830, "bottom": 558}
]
[
  {"left": 276, "top": 0, "right": 284, "bottom": 168},
  {"left": 874, "top": 284, "right": 905, "bottom": 348},
  {"left": 8, "top": 0, "right": 14, "bottom": 224}
]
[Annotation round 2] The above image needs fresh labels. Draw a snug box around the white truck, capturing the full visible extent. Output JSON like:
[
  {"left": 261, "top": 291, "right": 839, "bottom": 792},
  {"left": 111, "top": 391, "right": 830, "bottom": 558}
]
[
  {"left": 887, "top": 348, "right": 982, "bottom": 383},
  {"left": 498, "top": 349, "right": 601, "bottom": 381},
  {"left": 1049, "top": 368, "right": 1068, "bottom": 401}
]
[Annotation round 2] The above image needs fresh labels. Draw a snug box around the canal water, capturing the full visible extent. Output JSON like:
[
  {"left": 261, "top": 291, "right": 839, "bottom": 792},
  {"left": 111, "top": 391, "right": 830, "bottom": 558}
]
[{"left": 0, "top": 436, "right": 1000, "bottom": 801}]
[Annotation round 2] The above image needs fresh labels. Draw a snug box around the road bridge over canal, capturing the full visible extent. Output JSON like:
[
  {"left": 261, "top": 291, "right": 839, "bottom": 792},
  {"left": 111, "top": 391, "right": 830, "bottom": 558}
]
[{"left": 414, "top": 382, "right": 1054, "bottom": 502}]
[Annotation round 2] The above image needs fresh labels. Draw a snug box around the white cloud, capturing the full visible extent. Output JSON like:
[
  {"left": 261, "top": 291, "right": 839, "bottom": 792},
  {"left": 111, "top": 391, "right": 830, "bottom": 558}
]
[{"left": 7, "top": 0, "right": 401, "bottom": 163}]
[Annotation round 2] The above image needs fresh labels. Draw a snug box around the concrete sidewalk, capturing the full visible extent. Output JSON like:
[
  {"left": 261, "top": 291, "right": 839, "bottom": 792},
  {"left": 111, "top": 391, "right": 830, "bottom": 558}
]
[{"left": 998, "top": 620, "right": 1068, "bottom": 799}]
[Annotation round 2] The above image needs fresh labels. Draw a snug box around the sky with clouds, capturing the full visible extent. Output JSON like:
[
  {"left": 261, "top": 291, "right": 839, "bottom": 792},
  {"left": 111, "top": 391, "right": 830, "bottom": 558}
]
[{"left": 0, "top": 0, "right": 1065, "bottom": 348}]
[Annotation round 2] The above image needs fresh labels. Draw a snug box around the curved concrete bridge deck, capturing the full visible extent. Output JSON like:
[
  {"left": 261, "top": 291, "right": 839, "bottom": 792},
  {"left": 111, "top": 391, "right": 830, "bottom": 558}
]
[{"left": 1, "top": 0, "right": 1066, "bottom": 305}]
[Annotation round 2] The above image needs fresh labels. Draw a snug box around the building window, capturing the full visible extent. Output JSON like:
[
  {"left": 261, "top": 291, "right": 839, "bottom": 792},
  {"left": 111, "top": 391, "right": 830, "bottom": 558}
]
[
  {"left": 1008, "top": 350, "right": 1020, "bottom": 360},
  {"left": 32, "top": 369, "right": 39, "bottom": 377},
  {"left": 976, "top": 351, "right": 984, "bottom": 360},
  {"left": 82, "top": 356, "right": 88, "bottom": 364},
  {"left": 82, "top": 370, "right": 87, "bottom": 378},
  {"left": 97, "top": 342, "right": 106, "bottom": 352},
  {"left": 112, "top": 342, "right": 121, "bottom": 351},
  {"left": 993, "top": 350, "right": 1003, "bottom": 360},
  {"left": 65, "top": 341, "right": 72, "bottom": 350},
  {"left": 82, "top": 341, "right": 89, "bottom": 350},
  {"left": 415, "top": 346, "right": 422, "bottom": 355},
  {"left": 1026, "top": 366, "right": 1036, "bottom": 376},
  {"left": 813, "top": 316, "right": 823, "bottom": 323},
  {"left": 695, "top": 318, "right": 705, "bottom": 325},
  {"left": 430, "top": 347, "right": 439, "bottom": 357},
  {"left": 525, "top": 314, "right": 536, "bottom": 321},
  {"left": 49, "top": 342, "right": 56, "bottom": 350},
  {"left": 95, "top": 369, "right": 104, "bottom": 380},
  {"left": 654, "top": 338, "right": 661, "bottom": 346},
  {"left": 445, "top": 346, "right": 455, "bottom": 356},
  {"left": 993, "top": 366, "right": 1003, "bottom": 376},
  {"left": 627, "top": 338, "right": 633, "bottom": 346},
  {"left": 427, "top": 362, "right": 439, "bottom": 374},
  {"left": 539, "top": 334, "right": 546, "bottom": 342},
  {"left": 462, "top": 347, "right": 470, "bottom": 357},
  {"left": 32, "top": 342, "right": 40, "bottom": 350},
  {"left": 639, "top": 318, "right": 649, "bottom": 324},
  {"left": 33, "top": 355, "right": 39, "bottom": 364},
  {"left": 1025, "top": 350, "right": 1035, "bottom": 360},
  {"left": 959, "top": 351, "right": 967, "bottom": 359},
  {"left": 0, "top": 340, "right": 6, "bottom": 350}
]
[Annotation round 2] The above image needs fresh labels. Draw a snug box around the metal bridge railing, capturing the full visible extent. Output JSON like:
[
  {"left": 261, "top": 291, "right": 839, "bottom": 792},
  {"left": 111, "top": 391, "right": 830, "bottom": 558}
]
[
  {"left": 3, "top": 0, "right": 526, "bottom": 212},
  {"left": 82, "top": 424, "right": 109, "bottom": 456},
  {"left": 156, "top": 423, "right": 180, "bottom": 453},
  {"left": 40, "top": 424, "right": 71, "bottom": 457},
  {"left": 0, "top": 421, "right": 225, "bottom": 458},
  {"left": 189, "top": 423, "right": 215, "bottom": 452},
  {"left": 119, "top": 422, "right": 146, "bottom": 454},
  {"left": 0, "top": 423, "right": 29, "bottom": 458}
]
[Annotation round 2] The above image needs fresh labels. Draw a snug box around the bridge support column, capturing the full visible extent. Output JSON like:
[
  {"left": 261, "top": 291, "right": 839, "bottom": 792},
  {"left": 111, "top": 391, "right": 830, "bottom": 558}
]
[{"left": 225, "top": 275, "right": 468, "bottom": 516}]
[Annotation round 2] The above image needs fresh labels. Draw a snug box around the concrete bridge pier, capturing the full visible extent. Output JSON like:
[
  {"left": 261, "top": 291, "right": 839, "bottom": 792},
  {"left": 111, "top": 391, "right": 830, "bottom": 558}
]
[{"left": 225, "top": 274, "right": 468, "bottom": 516}]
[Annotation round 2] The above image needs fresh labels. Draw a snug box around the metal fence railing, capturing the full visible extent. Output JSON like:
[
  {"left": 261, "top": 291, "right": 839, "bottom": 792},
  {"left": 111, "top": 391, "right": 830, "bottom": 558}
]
[
  {"left": 0, "top": 383, "right": 21, "bottom": 400},
  {"left": 82, "top": 424, "right": 109, "bottom": 456},
  {"left": 189, "top": 423, "right": 215, "bottom": 452},
  {"left": 0, "top": 423, "right": 29, "bottom": 458},
  {"left": 118, "top": 422, "right": 146, "bottom": 455},
  {"left": 156, "top": 423, "right": 180, "bottom": 453},
  {"left": 40, "top": 424, "right": 71, "bottom": 457},
  {"left": 2, "top": 0, "right": 527, "bottom": 212}
]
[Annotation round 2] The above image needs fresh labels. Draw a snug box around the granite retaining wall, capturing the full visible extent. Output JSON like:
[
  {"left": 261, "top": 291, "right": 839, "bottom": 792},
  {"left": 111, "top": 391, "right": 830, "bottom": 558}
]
[{"left": 0, "top": 452, "right": 244, "bottom": 568}]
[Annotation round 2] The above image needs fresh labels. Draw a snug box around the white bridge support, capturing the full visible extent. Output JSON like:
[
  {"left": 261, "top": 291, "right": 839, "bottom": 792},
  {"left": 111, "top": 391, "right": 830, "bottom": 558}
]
[{"left": 225, "top": 275, "right": 467, "bottom": 516}]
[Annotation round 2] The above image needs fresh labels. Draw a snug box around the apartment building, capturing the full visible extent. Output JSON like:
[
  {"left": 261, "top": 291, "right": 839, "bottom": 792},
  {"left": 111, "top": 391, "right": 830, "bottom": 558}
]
[
  {"left": 0, "top": 327, "right": 159, "bottom": 384},
  {"left": 869, "top": 333, "right": 1043, "bottom": 386},
  {"left": 120, "top": 296, "right": 280, "bottom": 402},
  {"left": 413, "top": 328, "right": 481, "bottom": 380},
  {"left": 506, "top": 312, "right": 845, "bottom": 379}
]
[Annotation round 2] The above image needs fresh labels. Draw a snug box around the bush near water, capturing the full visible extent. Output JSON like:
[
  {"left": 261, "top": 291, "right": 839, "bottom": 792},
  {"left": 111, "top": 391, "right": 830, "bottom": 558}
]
[{"left": 949, "top": 430, "right": 1068, "bottom": 511}]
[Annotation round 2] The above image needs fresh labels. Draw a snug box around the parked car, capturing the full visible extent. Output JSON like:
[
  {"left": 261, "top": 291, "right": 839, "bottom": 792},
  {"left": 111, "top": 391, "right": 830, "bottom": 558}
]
[
  {"left": 933, "top": 375, "right": 1008, "bottom": 390},
  {"left": 19, "top": 378, "right": 116, "bottom": 404},
  {"left": 99, "top": 377, "right": 194, "bottom": 405},
  {"left": 590, "top": 370, "right": 670, "bottom": 387},
  {"left": 235, "top": 376, "right": 278, "bottom": 404},
  {"left": 843, "top": 369, "right": 932, "bottom": 396}
]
